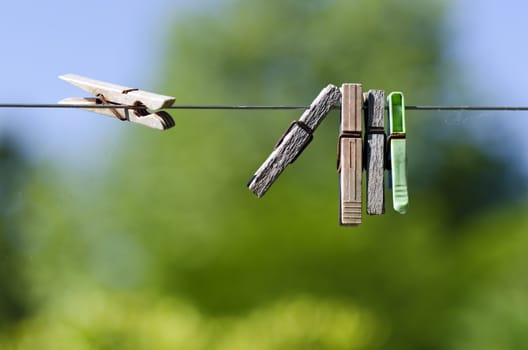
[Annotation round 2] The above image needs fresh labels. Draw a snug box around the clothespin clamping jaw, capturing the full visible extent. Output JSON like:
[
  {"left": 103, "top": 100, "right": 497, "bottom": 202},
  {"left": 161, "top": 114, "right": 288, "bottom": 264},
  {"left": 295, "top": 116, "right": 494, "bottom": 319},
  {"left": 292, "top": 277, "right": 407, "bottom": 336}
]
[
  {"left": 59, "top": 74, "right": 176, "bottom": 130},
  {"left": 387, "top": 92, "right": 408, "bottom": 214}
]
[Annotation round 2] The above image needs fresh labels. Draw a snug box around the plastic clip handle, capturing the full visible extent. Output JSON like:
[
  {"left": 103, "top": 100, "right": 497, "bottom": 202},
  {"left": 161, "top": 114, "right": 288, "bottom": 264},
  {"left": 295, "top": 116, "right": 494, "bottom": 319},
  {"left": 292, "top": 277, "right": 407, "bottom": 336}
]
[{"left": 388, "top": 92, "right": 408, "bottom": 214}]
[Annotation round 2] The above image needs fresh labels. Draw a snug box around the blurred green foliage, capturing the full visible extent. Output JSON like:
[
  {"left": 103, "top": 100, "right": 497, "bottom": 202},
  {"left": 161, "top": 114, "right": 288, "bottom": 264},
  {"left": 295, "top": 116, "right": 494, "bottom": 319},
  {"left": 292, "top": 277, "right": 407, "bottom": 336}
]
[
  {"left": 1, "top": 0, "right": 528, "bottom": 349},
  {"left": 0, "top": 139, "right": 32, "bottom": 329}
]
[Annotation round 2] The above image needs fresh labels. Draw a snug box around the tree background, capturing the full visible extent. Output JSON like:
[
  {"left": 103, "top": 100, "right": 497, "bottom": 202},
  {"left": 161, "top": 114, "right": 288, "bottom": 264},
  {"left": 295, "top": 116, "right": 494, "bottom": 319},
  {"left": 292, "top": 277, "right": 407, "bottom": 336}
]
[{"left": 1, "top": 0, "right": 528, "bottom": 349}]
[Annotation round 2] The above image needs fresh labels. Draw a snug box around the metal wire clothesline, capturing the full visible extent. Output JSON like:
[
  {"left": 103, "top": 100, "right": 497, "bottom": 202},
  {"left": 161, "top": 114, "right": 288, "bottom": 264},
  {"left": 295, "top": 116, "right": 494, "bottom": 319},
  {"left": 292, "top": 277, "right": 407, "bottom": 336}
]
[{"left": 1, "top": 103, "right": 528, "bottom": 111}]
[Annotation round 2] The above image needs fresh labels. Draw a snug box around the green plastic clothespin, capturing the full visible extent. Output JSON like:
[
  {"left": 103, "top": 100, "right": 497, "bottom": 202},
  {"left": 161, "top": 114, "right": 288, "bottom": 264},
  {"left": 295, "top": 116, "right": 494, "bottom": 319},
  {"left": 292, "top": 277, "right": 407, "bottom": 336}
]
[{"left": 387, "top": 92, "right": 408, "bottom": 214}]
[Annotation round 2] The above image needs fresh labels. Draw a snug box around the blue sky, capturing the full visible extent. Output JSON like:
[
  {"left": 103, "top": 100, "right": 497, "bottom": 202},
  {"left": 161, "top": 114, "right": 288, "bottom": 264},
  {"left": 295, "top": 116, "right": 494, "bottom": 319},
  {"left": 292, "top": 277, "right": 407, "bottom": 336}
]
[
  {"left": 447, "top": 0, "right": 528, "bottom": 172},
  {"left": 0, "top": 0, "right": 527, "bottom": 171},
  {"left": 449, "top": 0, "right": 528, "bottom": 104}
]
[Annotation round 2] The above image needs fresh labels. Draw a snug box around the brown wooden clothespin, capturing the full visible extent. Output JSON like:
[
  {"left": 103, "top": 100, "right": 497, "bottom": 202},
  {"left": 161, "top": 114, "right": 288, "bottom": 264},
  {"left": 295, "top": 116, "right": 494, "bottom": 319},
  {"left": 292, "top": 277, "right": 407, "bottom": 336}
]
[
  {"left": 248, "top": 84, "right": 341, "bottom": 197},
  {"left": 364, "top": 90, "right": 385, "bottom": 215},
  {"left": 338, "top": 84, "right": 363, "bottom": 226}
]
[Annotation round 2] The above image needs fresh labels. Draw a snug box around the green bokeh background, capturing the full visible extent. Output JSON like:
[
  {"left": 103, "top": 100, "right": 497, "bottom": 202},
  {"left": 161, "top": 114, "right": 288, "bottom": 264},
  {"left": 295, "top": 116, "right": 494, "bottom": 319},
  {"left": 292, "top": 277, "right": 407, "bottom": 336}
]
[{"left": 1, "top": 1, "right": 528, "bottom": 349}]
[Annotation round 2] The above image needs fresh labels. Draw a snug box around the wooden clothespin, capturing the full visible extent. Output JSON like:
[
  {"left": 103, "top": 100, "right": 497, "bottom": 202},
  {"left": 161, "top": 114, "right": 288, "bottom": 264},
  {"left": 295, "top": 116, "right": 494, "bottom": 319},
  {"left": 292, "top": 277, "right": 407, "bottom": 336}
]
[
  {"left": 387, "top": 92, "right": 408, "bottom": 214},
  {"left": 248, "top": 84, "right": 341, "bottom": 197},
  {"left": 338, "top": 84, "right": 363, "bottom": 226},
  {"left": 364, "top": 90, "right": 385, "bottom": 215},
  {"left": 59, "top": 74, "right": 176, "bottom": 130}
]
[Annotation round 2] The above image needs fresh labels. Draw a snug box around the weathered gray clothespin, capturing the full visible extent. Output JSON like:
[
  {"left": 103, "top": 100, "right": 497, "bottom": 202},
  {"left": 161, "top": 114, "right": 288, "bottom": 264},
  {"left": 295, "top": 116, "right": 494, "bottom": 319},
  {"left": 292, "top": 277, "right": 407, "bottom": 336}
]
[
  {"left": 364, "top": 90, "right": 385, "bottom": 215},
  {"left": 248, "top": 84, "right": 341, "bottom": 197},
  {"left": 59, "top": 74, "right": 176, "bottom": 130},
  {"left": 338, "top": 84, "right": 363, "bottom": 226}
]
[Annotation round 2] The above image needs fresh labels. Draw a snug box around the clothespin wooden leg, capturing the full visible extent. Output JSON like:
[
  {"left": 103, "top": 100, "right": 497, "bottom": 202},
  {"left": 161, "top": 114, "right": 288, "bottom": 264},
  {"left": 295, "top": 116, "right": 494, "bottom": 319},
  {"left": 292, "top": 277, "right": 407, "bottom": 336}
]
[
  {"left": 364, "top": 90, "right": 385, "bottom": 215},
  {"left": 248, "top": 84, "right": 341, "bottom": 197},
  {"left": 339, "top": 84, "right": 363, "bottom": 226}
]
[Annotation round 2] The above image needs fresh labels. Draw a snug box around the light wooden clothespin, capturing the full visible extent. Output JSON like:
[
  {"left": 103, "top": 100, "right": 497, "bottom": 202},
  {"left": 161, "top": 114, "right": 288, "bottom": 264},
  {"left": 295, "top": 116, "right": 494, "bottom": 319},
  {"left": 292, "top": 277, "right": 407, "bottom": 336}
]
[
  {"left": 338, "top": 84, "right": 363, "bottom": 226},
  {"left": 59, "top": 74, "right": 176, "bottom": 130},
  {"left": 364, "top": 90, "right": 385, "bottom": 215},
  {"left": 387, "top": 91, "right": 408, "bottom": 214},
  {"left": 248, "top": 84, "right": 341, "bottom": 197}
]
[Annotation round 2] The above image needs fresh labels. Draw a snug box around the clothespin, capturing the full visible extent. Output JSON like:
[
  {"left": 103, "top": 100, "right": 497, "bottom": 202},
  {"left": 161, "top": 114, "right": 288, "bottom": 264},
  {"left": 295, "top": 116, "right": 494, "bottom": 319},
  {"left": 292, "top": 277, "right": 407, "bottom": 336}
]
[
  {"left": 59, "top": 74, "right": 176, "bottom": 130},
  {"left": 338, "top": 84, "right": 363, "bottom": 226},
  {"left": 387, "top": 92, "right": 408, "bottom": 214},
  {"left": 248, "top": 84, "right": 341, "bottom": 197},
  {"left": 364, "top": 90, "right": 385, "bottom": 215}
]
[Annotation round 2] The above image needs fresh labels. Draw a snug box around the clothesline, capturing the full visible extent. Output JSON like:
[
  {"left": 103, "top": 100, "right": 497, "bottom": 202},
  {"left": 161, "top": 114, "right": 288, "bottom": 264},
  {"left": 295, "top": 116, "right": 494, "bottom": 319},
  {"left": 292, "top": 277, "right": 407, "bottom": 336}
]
[{"left": 1, "top": 103, "right": 528, "bottom": 111}]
